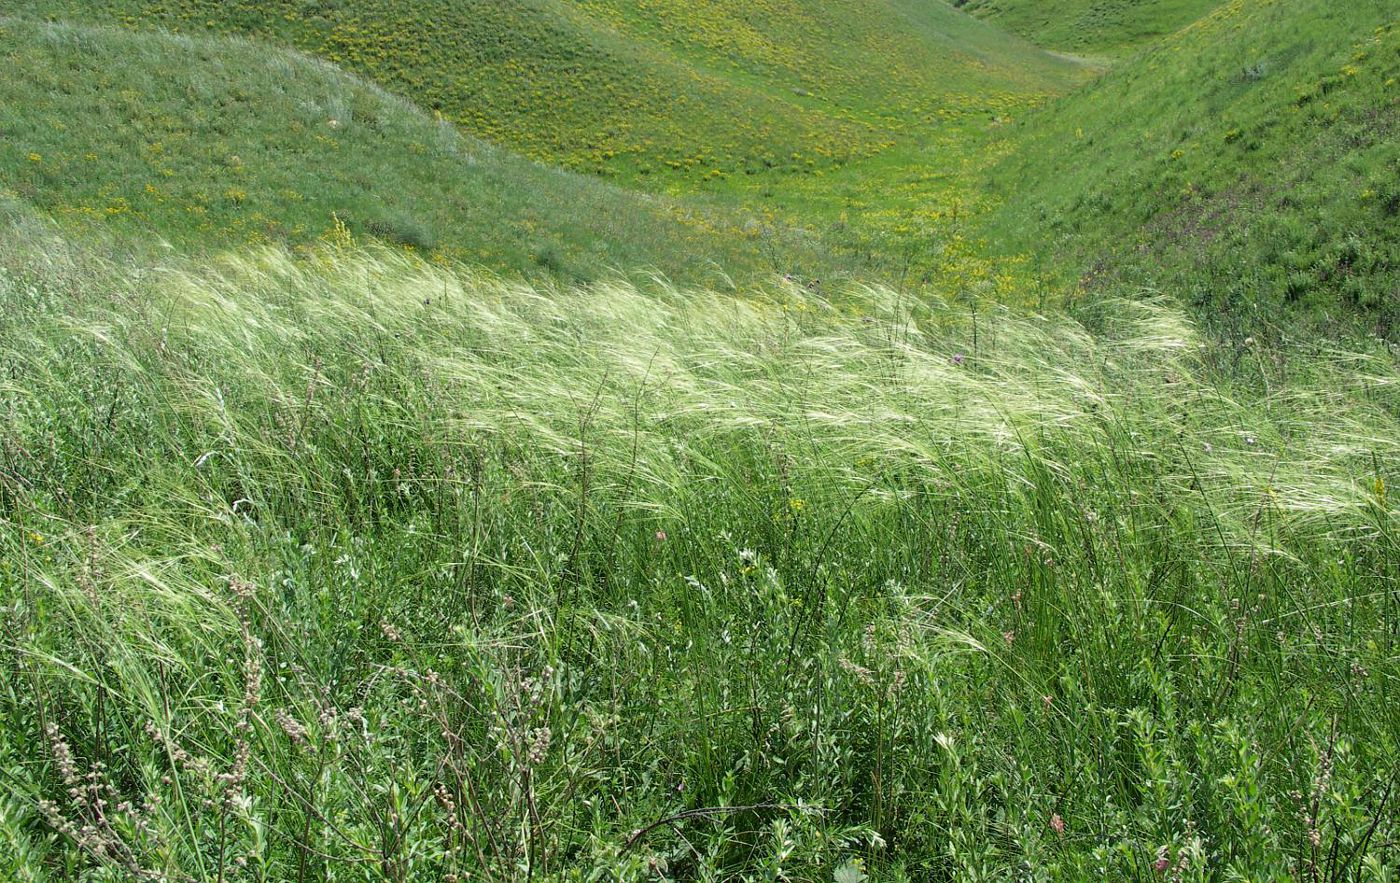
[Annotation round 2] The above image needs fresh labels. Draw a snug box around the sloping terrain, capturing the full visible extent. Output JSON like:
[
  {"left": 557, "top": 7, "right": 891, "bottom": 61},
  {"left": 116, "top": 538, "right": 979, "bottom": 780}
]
[
  {"left": 16, "top": 0, "right": 1081, "bottom": 187},
  {"left": 0, "top": 17, "right": 832, "bottom": 284},
  {"left": 2, "top": 1, "right": 1400, "bottom": 880},
  {"left": 959, "top": 0, "right": 1222, "bottom": 57},
  {"left": 13, "top": 0, "right": 1394, "bottom": 334},
  {"left": 3, "top": 2, "right": 1090, "bottom": 293},
  {"left": 982, "top": 0, "right": 1400, "bottom": 336}
]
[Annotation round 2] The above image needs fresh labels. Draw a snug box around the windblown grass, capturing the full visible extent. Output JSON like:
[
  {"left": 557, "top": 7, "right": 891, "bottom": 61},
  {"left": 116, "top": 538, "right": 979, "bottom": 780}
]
[{"left": 1, "top": 220, "right": 1397, "bottom": 879}]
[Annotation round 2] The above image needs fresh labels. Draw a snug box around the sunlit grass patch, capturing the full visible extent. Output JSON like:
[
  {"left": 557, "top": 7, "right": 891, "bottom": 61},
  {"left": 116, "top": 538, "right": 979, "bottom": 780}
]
[{"left": 1, "top": 226, "right": 1396, "bottom": 878}]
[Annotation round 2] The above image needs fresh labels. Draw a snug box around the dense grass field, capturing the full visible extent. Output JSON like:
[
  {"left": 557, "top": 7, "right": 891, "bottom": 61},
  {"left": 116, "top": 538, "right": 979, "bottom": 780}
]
[
  {"left": 3, "top": 203, "right": 1398, "bottom": 880},
  {"left": 1, "top": 1, "right": 1399, "bottom": 880}
]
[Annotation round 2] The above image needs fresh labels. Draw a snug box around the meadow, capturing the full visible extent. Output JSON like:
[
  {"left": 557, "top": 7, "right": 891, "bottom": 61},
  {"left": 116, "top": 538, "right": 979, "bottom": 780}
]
[
  {"left": 982, "top": 0, "right": 1400, "bottom": 339},
  {"left": 0, "top": 17, "right": 835, "bottom": 287},
  {"left": 12, "top": 1, "right": 1396, "bottom": 335},
  {"left": 1, "top": 1, "right": 1399, "bottom": 880},
  {"left": 2, "top": 202, "right": 1398, "bottom": 880},
  {"left": 17, "top": 0, "right": 1079, "bottom": 186},
  {"left": 958, "top": 0, "right": 1223, "bottom": 57},
  {"left": 9, "top": 0, "right": 1087, "bottom": 293}
]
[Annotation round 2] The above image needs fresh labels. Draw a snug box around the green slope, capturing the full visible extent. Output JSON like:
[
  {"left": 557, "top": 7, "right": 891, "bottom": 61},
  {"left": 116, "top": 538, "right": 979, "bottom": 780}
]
[
  {"left": 4, "top": 3, "right": 1400, "bottom": 878},
  {"left": 958, "top": 0, "right": 1223, "bottom": 57},
  {"left": 983, "top": 1, "right": 1400, "bottom": 336},
  {"left": 15, "top": 0, "right": 1081, "bottom": 188},
  {"left": 0, "top": 17, "right": 832, "bottom": 284},
  {"left": 10, "top": 0, "right": 1394, "bottom": 333}
]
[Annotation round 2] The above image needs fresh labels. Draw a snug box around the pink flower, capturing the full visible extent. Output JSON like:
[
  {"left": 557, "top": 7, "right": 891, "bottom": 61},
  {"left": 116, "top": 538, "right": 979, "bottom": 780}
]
[
  {"left": 655, "top": 530, "right": 667, "bottom": 542},
  {"left": 1050, "top": 813, "right": 1065, "bottom": 835},
  {"left": 1003, "top": 630, "right": 1016, "bottom": 646},
  {"left": 1152, "top": 845, "right": 1170, "bottom": 873}
]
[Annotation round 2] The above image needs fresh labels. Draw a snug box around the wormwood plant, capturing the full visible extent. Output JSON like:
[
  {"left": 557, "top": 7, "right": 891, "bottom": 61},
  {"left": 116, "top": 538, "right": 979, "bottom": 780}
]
[{"left": 0, "top": 229, "right": 1397, "bottom": 879}]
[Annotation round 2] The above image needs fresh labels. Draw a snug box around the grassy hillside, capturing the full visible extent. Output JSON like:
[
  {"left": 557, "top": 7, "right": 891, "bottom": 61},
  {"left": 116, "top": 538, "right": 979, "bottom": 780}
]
[
  {"left": 0, "top": 17, "right": 833, "bottom": 284},
  {"left": 959, "top": 0, "right": 1222, "bottom": 57},
  {"left": 2, "top": 4, "right": 1089, "bottom": 292},
  {"left": 16, "top": 0, "right": 1080, "bottom": 187},
  {"left": 3, "top": 4, "right": 1400, "bottom": 878},
  {"left": 983, "top": 1, "right": 1400, "bottom": 337},
  {"left": 2, "top": 219, "right": 1398, "bottom": 879}
]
